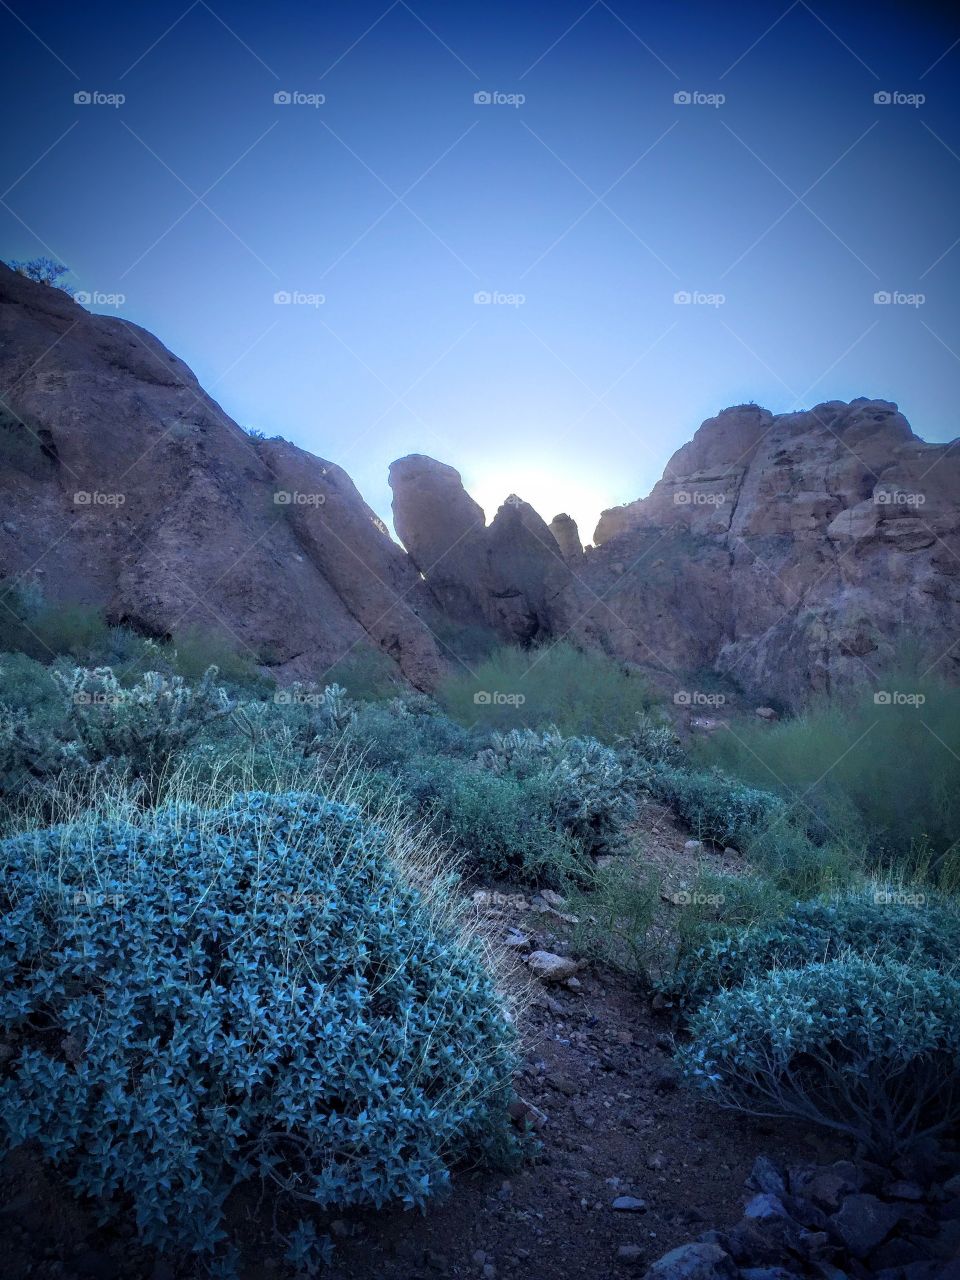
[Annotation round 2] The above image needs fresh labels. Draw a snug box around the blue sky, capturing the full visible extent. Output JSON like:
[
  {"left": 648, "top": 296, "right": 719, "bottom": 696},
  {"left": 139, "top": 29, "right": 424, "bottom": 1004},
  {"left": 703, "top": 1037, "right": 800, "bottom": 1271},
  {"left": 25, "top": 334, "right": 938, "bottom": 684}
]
[{"left": 2, "top": 0, "right": 959, "bottom": 540}]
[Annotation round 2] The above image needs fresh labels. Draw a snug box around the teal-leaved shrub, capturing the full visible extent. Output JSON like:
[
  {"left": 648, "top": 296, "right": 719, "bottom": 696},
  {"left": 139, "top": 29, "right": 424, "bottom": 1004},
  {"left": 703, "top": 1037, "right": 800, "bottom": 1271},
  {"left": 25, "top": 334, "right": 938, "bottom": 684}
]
[
  {"left": 678, "top": 955, "right": 960, "bottom": 1159},
  {"left": 0, "top": 791, "right": 516, "bottom": 1270}
]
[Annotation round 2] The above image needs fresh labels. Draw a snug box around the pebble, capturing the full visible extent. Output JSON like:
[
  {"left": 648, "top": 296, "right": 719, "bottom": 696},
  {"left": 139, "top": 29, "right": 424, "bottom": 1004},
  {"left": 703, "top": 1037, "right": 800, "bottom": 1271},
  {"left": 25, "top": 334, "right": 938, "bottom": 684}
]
[{"left": 612, "top": 1196, "right": 648, "bottom": 1212}]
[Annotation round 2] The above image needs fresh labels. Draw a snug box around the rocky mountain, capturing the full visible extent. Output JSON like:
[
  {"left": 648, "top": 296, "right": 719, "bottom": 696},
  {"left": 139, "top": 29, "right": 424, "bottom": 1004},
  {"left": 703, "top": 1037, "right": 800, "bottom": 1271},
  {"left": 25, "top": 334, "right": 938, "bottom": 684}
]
[
  {"left": 1, "top": 262, "right": 957, "bottom": 705},
  {"left": 0, "top": 263, "right": 441, "bottom": 687}
]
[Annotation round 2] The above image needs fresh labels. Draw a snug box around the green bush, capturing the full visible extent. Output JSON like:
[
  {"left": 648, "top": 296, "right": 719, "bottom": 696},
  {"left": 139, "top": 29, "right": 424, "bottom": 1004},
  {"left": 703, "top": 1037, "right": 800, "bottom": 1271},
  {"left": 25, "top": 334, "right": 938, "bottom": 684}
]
[
  {"left": 170, "top": 624, "right": 272, "bottom": 695},
  {"left": 678, "top": 956, "right": 960, "bottom": 1159},
  {"left": 645, "top": 763, "right": 784, "bottom": 849},
  {"left": 700, "top": 667, "right": 960, "bottom": 884},
  {"left": 662, "top": 889, "right": 960, "bottom": 1012},
  {"left": 407, "top": 755, "right": 580, "bottom": 885},
  {"left": 477, "top": 727, "right": 635, "bottom": 857},
  {"left": 0, "top": 789, "right": 516, "bottom": 1270},
  {"left": 439, "top": 642, "right": 659, "bottom": 742}
]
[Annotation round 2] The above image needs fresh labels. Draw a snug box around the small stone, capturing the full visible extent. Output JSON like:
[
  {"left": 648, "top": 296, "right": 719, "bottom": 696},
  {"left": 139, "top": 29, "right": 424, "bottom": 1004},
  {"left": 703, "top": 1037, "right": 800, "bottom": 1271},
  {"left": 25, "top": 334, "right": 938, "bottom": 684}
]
[
  {"left": 472, "top": 1250, "right": 487, "bottom": 1265},
  {"left": 612, "top": 1195, "right": 647, "bottom": 1212},
  {"left": 755, "top": 706, "right": 778, "bottom": 720},
  {"left": 526, "top": 950, "right": 578, "bottom": 983},
  {"left": 482, "top": 1265, "right": 496, "bottom": 1280},
  {"left": 647, "top": 1151, "right": 667, "bottom": 1170},
  {"left": 831, "top": 1193, "right": 905, "bottom": 1258},
  {"left": 743, "top": 1193, "right": 790, "bottom": 1221},
  {"left": 540, "top": 889, "right": 565, "bottom": 907},
  {"left": 722, "top": 847, "right": 737, "bottom": 857},
  {"left": 683, "top": 840, "right": 703, "bottom": 852},
  {"left": 565, "top": 976, "right": 583, "bottom": 992},
  {"left": 503, "top": 930, "right": 530, "bottom": 950},
  {"left": 746, "top": 1156, "right": 787, "bottom": 1198}
]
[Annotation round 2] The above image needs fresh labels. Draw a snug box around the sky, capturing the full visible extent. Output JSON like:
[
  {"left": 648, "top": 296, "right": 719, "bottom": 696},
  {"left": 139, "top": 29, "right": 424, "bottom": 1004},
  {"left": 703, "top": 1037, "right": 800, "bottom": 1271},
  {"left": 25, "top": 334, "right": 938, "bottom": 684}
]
[{"left": 2, "top": 0, "right": 959, "bottom": 542}]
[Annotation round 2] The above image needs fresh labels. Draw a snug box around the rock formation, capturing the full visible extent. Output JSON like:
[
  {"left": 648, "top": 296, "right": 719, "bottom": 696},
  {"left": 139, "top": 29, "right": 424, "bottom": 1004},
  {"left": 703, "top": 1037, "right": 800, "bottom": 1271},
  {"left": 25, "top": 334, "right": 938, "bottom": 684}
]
[
  {"left": 0, "top": 263, "right": 441, "bottom": 686},
  {"left": 2, "top": 262, "right": 957, "bottom": 704},
  {"left": 586, "top": 400, "right": 960, "bottom": 705},
  {"left": 389, "top": 459, "right": 573, "bottom": 644}
]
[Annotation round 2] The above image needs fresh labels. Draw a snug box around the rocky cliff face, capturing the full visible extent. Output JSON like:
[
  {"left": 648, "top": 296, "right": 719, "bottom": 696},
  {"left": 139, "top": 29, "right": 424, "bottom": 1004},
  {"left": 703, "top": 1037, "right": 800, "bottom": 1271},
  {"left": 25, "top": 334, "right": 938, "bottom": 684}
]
[
  {"left": 2, "top": 263, "right": 956, "bottom": 704},
  {"left": 586, "top": 400, "right": 960, "bottom": 704},
  {"left": 0, "top": 263, "right": 441, "bottom": 687}
]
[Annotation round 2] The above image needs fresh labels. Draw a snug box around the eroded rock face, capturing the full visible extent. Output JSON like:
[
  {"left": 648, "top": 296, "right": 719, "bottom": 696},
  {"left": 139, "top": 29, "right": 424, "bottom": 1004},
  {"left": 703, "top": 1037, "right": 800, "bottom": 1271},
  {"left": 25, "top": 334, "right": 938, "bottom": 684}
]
[
  {"left": 389, "top": 461, "right": 575, "bottom": 645},
  {"left": 549, "top": 512, "right": 584, "bottom": 563},
  {"left": 0, "top": 264, "right": 441, "bottom": 686},
  {"left": 586, "top": 399, "right": 960, "bottom": 706}
]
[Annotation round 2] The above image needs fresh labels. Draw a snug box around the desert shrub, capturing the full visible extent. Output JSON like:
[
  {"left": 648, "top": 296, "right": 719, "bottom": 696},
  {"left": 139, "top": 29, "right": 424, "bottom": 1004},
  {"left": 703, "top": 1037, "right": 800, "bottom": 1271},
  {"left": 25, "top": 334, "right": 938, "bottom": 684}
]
[
  {"left": 661, "top": 888, "right": 960, "bottom": 1012},
  {"left": 677, "top": 956, "right": 960, "bottom": 1159},
  {"left": 0, "top": 579, "right": 111, "bottom": 663},
  {"left": 169, "top": 624, "right": 272, "bottom": 694},
  {"left": 744, "top": 818, "right": 861, "bottom": 897},
  {"left": 0, "top": 789, "right": 516, "bottom": 1270},
  {"left": 319, "top": 645, "right": 404, "bottom": 702},
  {"left": 616, "top": 711, "right": 684, "bottom": 779},
  {"left": 439, "top": 642, "right": 659, "bottom": 742},
  {"left": 342, "top": 696, "right": 475, "bottom": 770},
  {"left": 53, "top": 665, "right": 233, "bottom": 795},
  {"left": 570, "top": 857, "right": 663, "bottom": 977},
  {"left": 406, "top": 754, "right": 580, "bottom": 885},
  {"left": 477, "top": 727, "right": 635, "bottom": 857},
  {"left": 700, "top": 666, "right": 960, "bottom": 882},
  {"left": 646, "top": 763, "right": 784, "bottom": 849}
]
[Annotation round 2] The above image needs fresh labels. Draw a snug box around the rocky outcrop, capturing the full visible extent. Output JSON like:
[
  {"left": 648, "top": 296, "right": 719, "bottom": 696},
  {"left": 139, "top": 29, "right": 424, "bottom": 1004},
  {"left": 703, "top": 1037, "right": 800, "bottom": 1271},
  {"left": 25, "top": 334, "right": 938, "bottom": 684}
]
[
  {"left": 585, "top": 400, "right": 960, "bottom": 706},
  {"left": 549, "top": 513, "right": 584, "bottom": 564},
  {"left": 0, "top": 263, "right": 441, "bottom": 686},
  {"left": 389, "top": 459, "right": 575, "bottom": 644}
]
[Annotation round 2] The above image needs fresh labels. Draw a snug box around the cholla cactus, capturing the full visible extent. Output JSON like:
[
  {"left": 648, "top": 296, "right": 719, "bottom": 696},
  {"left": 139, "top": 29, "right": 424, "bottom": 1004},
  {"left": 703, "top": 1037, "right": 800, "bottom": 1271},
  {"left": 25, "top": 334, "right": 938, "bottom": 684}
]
[
  {"left": 478, "top": 726, "right": 635, "bottom": 857},
  {"left": 53, "top": 665, "right": 232, "bottom": 788}
]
